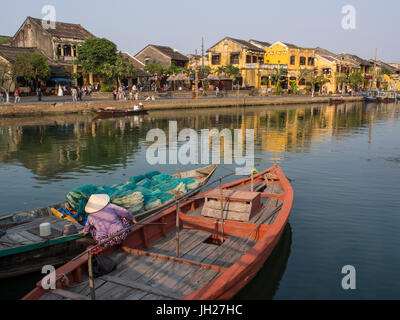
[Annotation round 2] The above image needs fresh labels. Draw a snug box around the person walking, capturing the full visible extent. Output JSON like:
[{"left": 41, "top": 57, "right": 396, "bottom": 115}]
[
  {"left": 72, "top": 87, "right": 78, "bottom": 102},
  {"left": 77, "top": 87, "right": 82, "bottom": 101},
  {"left": 37, "top": 88, "right": 42, "bottom": 101},
  {"left": 14, "top": 88, "right": 20, "bottom": 104}
]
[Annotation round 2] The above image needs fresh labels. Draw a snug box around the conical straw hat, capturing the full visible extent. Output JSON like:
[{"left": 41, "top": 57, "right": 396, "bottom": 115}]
[{"left": 85, "top": 194, "right": 110, "bottom": 214}]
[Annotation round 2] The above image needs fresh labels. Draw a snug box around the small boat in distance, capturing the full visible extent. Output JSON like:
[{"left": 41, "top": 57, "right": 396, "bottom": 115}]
[
  {"left": 23, "top": 164, "right": 293, "bottom": 301},
  {"left": 329, "top": 97, "right": 345, "bottom": 105},
  {"left": 363, "top": 90, "right": 398, "bottom": 103},
  {"left": 363, "top": 94, "right": 378, "bottom": 103},
  {"left": 0, "top": 164, "right": 218, "bottom": 279},
  {"left": 94, "top": 104, "right": 148, "bottom": 118}
]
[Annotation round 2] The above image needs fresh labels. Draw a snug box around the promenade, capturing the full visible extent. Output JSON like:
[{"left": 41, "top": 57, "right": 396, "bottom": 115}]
[{"left": 0, "top": 94, "right": 362, "bottom": 118}]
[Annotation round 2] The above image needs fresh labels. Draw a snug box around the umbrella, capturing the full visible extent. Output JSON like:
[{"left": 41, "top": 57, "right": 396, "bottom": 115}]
[
  {"left": 207, "top": 74, "right": 219, "bottom": 81},
  {"left": 174, "top": 73, "right": 189, "bottom": 81}
]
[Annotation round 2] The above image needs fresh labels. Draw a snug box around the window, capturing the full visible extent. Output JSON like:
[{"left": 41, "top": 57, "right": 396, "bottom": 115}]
[
  {"left": 290, "top": 55, "right": 296, "bottom": 65},
  {"left": 63, "top": 45, "right": 72, "bottom": 57},
  {"left": 258, "top": 56, "right": 264, "bottom": 64},
  {"left": 300, "top": 56, "right": 306, "bottom": 65},
  {"left": 246, "top": 55, "right": 252, "bottom": 63},
  {"left": 212, "top": 54, "right": 221, "bottom": 65},
  {"left": 56, "top": 44, "right": 62, "bottom": 56},
  {"left": 73, "top": 46, "right": 77, "bottom": 57},
  {"left": 230, "top": 53, "right": 239, "bottom": 65},
  {"left": 308, "top": 57, "right": 315, "bottom": 66},
  {"left": 322, "top": 68, "right": 331, "bottom": 75},
  {"left": 252, "top": 56, "right": 257, "bottom": 63}
]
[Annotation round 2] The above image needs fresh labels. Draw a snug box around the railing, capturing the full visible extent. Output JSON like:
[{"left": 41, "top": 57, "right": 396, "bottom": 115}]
[
  {"left": 56, "top": 56, "right": 76, "bottom": 62},
  {"left": 245, "top": 63, "right": 258, "bottom": 69}
]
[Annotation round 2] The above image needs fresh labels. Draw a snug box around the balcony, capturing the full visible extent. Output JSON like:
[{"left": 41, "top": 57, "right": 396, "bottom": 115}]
[
  {"left": 56, "top": 55, "right": 77, "bottom": 63},
  {"left": 245, "top": 63, "right": 258, "bottom": 69}
]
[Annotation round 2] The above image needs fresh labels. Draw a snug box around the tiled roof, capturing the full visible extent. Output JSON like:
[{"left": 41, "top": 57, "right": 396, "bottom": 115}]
[
  {"left": 226, "top": 37, "right": 265, "bottom": 52},
  {"left": 336, "top": 53, "right": 372, "bottom": 67},
  {"left": 149, "top": 45, "right": 189, "bottom": 61},
  {"left": 249, "top": 39, "right": 271, "bottom": 49},
  {"left": 208, "top": 37, "right": 265, "bottom": 53},
  {"left": 28, "top": 17, "right": 95, "bottom": 40},
  {"left": 314, "top": 47, "right": 338, "bottom": 63},
  {"left": 121, "top": 52, "right": 152, "bottom": 77},
  {"left": 282, "top": 42, "right": 300, "bottom": 49},
  {"left": 372, "top": 60, "right": 399, "bottom": 74},
  {"left": 0, "top": 45, "right": 38, "bottom": 62}
]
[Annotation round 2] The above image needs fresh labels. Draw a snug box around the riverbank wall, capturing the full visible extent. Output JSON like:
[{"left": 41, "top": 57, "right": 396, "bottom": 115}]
[{"left": 0, "top": 96, "right": 363, "bottom": 118}]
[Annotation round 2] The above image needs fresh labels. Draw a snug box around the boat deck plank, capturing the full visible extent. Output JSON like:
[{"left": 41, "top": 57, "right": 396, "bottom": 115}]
[
  {"left": 61, "top": 229, "right": 229, "bottom": 300},
  {"left": 201, "top": 236, "right": 256, "bottom": 268},
  {"left": 233, "top": 181, "right": 265, "bottom": 192}
]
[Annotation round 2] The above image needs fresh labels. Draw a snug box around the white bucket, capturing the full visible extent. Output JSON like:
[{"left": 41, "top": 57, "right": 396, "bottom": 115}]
[{"left": 40, "top": 223, "right": 51, "bottom": 237}]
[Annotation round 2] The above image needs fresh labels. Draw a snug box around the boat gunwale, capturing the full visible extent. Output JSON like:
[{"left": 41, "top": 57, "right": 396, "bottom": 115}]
[
  {"left": 183, "top": 165, "right": 293, "bottom": 300},
  {"left": 0, "top": 164, "right": 217, "bottom": 223}
]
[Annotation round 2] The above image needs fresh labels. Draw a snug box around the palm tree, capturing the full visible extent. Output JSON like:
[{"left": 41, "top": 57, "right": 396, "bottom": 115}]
[
  {"left": 269, "top": 67, "right": 287, "bottom": 94},
  {"left": 334, "top": 72, "right": 348, "bottom": 93},
  {"left": 298, "top": 68, "right": 323, "bottom": 97}
]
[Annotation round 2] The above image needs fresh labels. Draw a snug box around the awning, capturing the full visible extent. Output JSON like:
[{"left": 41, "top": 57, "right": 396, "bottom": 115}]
[{"left": 51, "top": 78, "right": 72, "bottom": 83}]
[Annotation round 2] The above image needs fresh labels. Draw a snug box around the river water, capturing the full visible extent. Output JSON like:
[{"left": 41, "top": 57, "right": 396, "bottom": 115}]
[{"left": 0, "top": 102, "right": 399, "bottom": 300}]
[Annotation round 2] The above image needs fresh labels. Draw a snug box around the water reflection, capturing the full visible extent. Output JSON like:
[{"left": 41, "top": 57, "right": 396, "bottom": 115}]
[
  {"left": 1, "top": 103, "right": 400, "bottom": 300},
  {"left": 234, "top": 224, "right": 292, "bottom": 300},
  {"left": 0, "top": 103, "right": 398, "bottom": 181}
]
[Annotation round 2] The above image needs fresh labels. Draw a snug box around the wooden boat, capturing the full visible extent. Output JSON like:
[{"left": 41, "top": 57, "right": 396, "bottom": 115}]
[
  {"left": 363, "top": 95, "right": 378, "bottom": 103},
  {"left": 382, "top": 97, "right": 395, "bottom": 103},
  {"left": 23, "top": 164, "right": 293, "bottom": 300},
  {"left": 329, "top": 97, "right": 345, "bottom": 105},
  {"left": 0, "top": 164, "right": 217, "bottom": 279},
  {"left": 94, "top": 107, "right": 148, "bottom": 118}
]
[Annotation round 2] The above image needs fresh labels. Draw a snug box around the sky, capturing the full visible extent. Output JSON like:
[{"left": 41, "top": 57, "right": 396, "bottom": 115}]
[{"left": 1, "top": 0, "right": 399, "bottom": 62}]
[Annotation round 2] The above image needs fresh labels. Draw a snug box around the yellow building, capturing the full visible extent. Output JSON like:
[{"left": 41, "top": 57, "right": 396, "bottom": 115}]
[
  {"left": 314, "top": 47, "right": 343, "bottom": 94},
  {"left": 314, "top": 49, "right": 374, "bottom": 94},
  {"left": 370, "top": 60, "right": 400, "bottom": 91},
  {"left": 207, "top": 37, "right": 266, "bottom": 88},
  {"left": 258, "top": 41, "right": 316, "bottom": 91}
]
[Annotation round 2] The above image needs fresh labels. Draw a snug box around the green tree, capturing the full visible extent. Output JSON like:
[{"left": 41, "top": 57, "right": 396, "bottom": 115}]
[
  {"left": 167, "top": 62, "right": 186, "bottom": 76},
  {"left": 0, "top": 36, "right": 10, "bottom": 45},
  {"left": 0, "top": 61, "right": 12, "bottom": 102},
  {"left": 334, "top": 72, "right": 348, "bottom": 93},
  {"left": 215, "top": 66, "right": 226, "bottom": 76},
  {"left": 76, "top": 38, "right": 118, "bottom": 78},
  {"left": 269, "top": 67, "right": 287, "bottom": 94},
  {"left": 11, "top": 52, "right": 50, "bottom": 86},
  {"left": 298, "top": 68, "right": 326, "bottom": 97},
  {"left": 224, "top": 65, "right": 241, "bottom": 79},
  {"left": 103, "top": 53, "right": 137, "bottom": 87},
  {"left": 198, "top": 66, "right": 211, "bottom": 76},
  {"left": 348, "top": 71, "right": 363, "bottom": 92},
  {"left": 290, "top": 80, "right": 298, "bottom": 95},
  {"left": 144, "top": 62, "right": 167, "bottom": 76}
]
